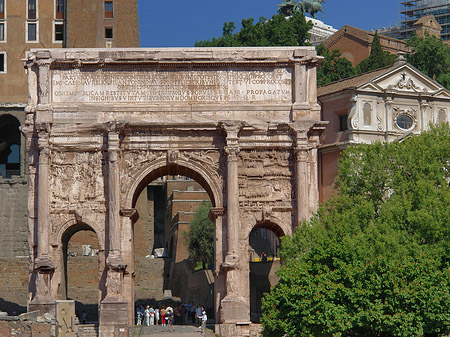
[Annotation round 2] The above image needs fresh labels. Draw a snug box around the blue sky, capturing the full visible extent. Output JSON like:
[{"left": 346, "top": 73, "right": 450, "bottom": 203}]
[{"left": 138, "top": 0, "right": 399, "bottom": 47}]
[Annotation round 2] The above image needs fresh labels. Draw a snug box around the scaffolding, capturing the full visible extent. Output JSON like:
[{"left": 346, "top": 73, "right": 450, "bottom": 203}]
[{"left": 400, "top": 0, "right": 450, "bottom": 40}]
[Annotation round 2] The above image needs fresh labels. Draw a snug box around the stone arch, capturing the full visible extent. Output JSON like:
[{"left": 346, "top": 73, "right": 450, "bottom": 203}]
[
  {"left": 251, "top": 220, "right": 286, "bottom": 239},
  {"left": 59, "top": 221, "right": 102, "bottom": 322},
  {"left": 125, "top": 157, "right": 223, "bottom": 210},
  {"left": 248, "top": 220, "right": 285, "bottom": 323},
  {"left": 122, "top": 157, "right": 223, "bottom": 323},
  {"left": 56, "top": 217, "right": 104, "bottom": 251}
]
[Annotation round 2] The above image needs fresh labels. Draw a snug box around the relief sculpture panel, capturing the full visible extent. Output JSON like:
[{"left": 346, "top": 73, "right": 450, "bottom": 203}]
[
  {"left": 49, "top": 150, "right": 105, "bottom": 210},
  {"left": 238, "top": 150, "right": 293, "bottom": 208}
]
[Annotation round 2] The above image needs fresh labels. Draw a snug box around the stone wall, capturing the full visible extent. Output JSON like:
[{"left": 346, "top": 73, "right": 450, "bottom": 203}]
[
  {"left": 0, "top": 319, "right": 52, "bottom": 337},
  {"left": 0, "top": 179, "right": 28, "bottom": 257},
  {"left": 0, "top": 258, "right": 28, "bottom": 315}
]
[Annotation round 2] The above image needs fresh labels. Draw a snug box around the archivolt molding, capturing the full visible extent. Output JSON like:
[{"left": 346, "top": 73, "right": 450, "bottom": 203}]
[
  {"left": 52, "top": 211, "right": 104, "bottom": 250},
  {"left": 240, "top": 209, "right": 291, "bottom": 241},
  {"left": 122, "top": 151, "right": 224, "bottom": 209}
]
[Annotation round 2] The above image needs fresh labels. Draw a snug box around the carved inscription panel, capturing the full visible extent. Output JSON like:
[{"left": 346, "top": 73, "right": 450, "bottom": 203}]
[{"left": 52, "top": 67, "right": 292, "bottom": 104}]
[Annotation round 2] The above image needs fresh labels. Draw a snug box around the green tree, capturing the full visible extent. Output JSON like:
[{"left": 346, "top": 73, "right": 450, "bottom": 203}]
[
  {"left": 184, "top": 201, "right": 214, "bottom": 270},
  {"left": 316, "top": 44, "right": 356, "bottom": 85},
  {"left": 261, "top": 124, "right": 450, "bottom": 337},
  {"left": 357, "top": 31, "right": 396, "bottom": 73},
  {"left": 406, "top": 32, "right": 450, "bottom": 89},
  {"left": 195, "top": 11, "right": 312, "bottom": 47}
]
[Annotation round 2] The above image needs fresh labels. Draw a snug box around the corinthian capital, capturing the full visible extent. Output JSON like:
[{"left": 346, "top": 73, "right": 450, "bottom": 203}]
[
  {"left": 225, "top": 146, "right": 240, "bottom": 162},
  {"left": 219, "top": 121, "right": 244, "bottom": 139}
]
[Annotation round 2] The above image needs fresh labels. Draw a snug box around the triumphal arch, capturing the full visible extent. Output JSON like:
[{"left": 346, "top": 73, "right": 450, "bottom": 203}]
[{"left": 23, "top": 47, "right": 325, "bottom": 336}]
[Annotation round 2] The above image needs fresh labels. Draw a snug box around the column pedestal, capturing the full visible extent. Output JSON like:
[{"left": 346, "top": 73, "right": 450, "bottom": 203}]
[{"left": 99, "top": 299, "right": 128, "bottom": 337}]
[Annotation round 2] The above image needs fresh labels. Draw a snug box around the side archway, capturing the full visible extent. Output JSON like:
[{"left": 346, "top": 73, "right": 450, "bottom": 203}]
[
  {"left": 248, "top": 221, "right": 285, "bottom": 323},
  {"left": 60, "top": 222, "right": 102, "bottom": 323}
]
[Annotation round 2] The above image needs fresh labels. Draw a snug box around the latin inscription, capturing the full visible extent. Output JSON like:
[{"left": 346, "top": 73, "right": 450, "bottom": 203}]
[{"left": 52, "top": 67, "right": 292, "bottom": 104}]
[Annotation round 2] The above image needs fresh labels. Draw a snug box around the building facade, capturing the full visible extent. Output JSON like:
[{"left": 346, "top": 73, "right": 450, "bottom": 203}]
[
  {"left": 323, "top": 25, "right": 411, "bottom": 66},
  {"left": 400, "top": 0, "right": 450, "bottom": 41},
  {"left": 0, "top": 0, "right": 139, "bottom": 315},
  {"left": 318, "top": 59, "right": 450, "bottom": 201}
]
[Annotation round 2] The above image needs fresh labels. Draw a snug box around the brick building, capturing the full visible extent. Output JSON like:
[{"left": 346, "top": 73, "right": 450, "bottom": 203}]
[{"left": 0, "top": 0, "right": 139, "bottom": 315}]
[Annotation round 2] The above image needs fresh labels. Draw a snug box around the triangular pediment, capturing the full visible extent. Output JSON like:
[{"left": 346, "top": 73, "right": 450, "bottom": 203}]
[
  {"left": 357, "top": 63, "right": 447, "bottom": 95},
  {"left": 358, "top": 82, "right": 384, "bottom": 93}
]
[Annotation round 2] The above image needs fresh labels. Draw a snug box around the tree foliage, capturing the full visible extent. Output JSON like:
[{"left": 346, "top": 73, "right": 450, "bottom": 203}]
[
  {"left": 261, "top": 124, "right": 450, "bottom": 337},
  {"left": 184, "top": 201, "right": 214, "bottom": 270},
  {"left": 316, "top": 44, "right": 356, "bottom": 86},
  {"left": 195, "top": 12, "right": 312, "bottom": 47},
  {"left": 406, "top": 32, "right": 450, "bottom": 89},
  {"left": 357, "top": 31, "right": 396, "bottom": 73}
]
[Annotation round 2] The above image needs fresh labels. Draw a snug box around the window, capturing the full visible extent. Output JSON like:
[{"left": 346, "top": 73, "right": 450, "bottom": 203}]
[
  {"left": 27, "top": 22, "right": 37, "bottom": 41},
  {"left": 339, "top": 114, "right": 348, "bottom": 131},
  {"left": 0, "top": 22, "right": 5, "bottom": 42},
  {"left": 28, "top": 0, "right": 37, "bottom": 19},
  {"left": 0, "top": 52, "right": 5, "bottom": 73},
  {"left": 56, "top": 0, "right": 64, "bottom": 19},
  {"left": 105, "top": 27, "right": 113, "bottom": 39},
  {"left": 396, "top": 115, "right": 413, "bottom": 130},
  {"left": 363, "top": 102, "right": 372, "bottom": 126},
  {"left": 104, "top": 1, "right": 113, "bottom": 18},
  {"left": 54, "top": 23, "right": 64, "bottom": 41},
  {"left": 438, "top": 109, "right": 447, "bottom": 124},
  {"left": 0, "top": 115, "right": 21, "bottom": 178},
  {"left": 0, "top": 0, "right": 5, "bottom": 19}
]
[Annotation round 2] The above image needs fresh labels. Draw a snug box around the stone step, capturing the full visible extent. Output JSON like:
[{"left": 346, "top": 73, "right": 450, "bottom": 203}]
[{"left": 78, "top": 324, "right": 99, "bottom": 337}]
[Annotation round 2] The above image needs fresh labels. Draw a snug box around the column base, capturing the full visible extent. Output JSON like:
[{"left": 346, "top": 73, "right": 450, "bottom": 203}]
[
  {"left": 99, "top": 298, "right": 128, "bottom": 337},
  {"left": 220, "top": 295, "right": 249, "bottom": 322}
]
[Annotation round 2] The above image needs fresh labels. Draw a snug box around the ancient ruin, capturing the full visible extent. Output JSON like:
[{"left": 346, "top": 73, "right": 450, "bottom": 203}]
[{"left": 23, "top": 47, "right": 325, "bottom": 336}]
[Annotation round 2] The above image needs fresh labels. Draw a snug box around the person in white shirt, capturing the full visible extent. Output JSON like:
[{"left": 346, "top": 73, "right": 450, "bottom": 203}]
[{"left": 201, "top": 307, "right": 207, "bottom": 335}]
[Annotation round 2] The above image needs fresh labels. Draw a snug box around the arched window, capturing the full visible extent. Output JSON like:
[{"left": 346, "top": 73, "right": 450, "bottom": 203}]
[
  {"left": 363, "top": 102, "right": 372, "bottom": 126},
  {"left": 0, "top": 115, "right": 21, "bottom": 178},
  {"left": 438, "top": 109, "right": 447, "bottom": 124}
]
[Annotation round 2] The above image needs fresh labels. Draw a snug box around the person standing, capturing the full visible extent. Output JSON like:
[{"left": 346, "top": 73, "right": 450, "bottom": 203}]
[
  {"left": 149, "top": 306, "right": 155, "bottom": 325},
  {"left": 196, "top": 305, "right": 202, "bottom": 327},
  {"left": 155, "top": 307, "right": 160, "bottom": 325},
  {"left": 166, "top": 306, "right": 175, "bottom": 332},
  {"left": 201, "top": 307, "right": 207, "bottom": 335},
  {"left": 161, "top": 306, "right": 166, "bottom": 326},
  {"left": 144, "top": 306, "right": 151, "bottom": 326},
  {"left": 136, "top": 306, "right": 143, "bottom": 325}
]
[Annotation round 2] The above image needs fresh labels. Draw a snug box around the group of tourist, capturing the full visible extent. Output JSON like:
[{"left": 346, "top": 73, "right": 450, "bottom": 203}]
[
  {"left": 136, "top": 305, "right": 172, "bottom": 329},
  {"left": 136, "top": 303, "right": 208, "bottom": 333}
]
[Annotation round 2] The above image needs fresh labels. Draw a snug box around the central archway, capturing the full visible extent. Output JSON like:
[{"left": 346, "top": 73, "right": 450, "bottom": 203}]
[{"left": 122, "top": 160, "right": 224, "bottom": 326}]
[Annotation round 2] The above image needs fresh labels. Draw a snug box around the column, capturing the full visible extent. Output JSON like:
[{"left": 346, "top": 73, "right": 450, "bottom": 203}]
[
  {"left": 35, "top": 132, "right": 52, "bottom": 267},
  {"left": 29, "top": 126, "right": 55, "bottom": 315},
  {"left": 219, "top": 121, "right": 248, "bottom": 323},
  {"left": 308, "top": 143, "right": 319, "bottom": 216},
  {"left": 295, "top": 129, "right": 310, "bottom": 224},
  {"left": 296, "top": 148, "right": 309, "bottom": 223},
  {"left": 106, "top": 130, "right": 122, "bottom": 269},
  {"left": 120, "top": 208, "right": 139, "bottom": 326},
  {"left": 100, "top": 129, "right": 128, "bottom": 336}
]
